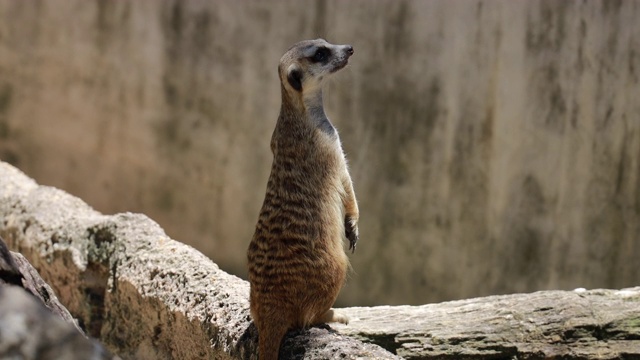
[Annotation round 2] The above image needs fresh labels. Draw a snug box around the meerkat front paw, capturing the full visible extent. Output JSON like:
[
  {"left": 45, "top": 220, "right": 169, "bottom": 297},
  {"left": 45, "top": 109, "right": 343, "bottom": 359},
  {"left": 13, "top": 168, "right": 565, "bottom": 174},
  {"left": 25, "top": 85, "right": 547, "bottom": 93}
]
[{"left": 345, "top": 216, "right": 359, "bottom": 253}]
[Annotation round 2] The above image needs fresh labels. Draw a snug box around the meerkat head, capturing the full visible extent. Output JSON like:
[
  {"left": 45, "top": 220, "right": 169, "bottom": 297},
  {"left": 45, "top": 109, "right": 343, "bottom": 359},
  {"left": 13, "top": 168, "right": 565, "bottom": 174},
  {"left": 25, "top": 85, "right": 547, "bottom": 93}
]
[{"left": 278, "top": 39, "right": 354, "bottom": 98}]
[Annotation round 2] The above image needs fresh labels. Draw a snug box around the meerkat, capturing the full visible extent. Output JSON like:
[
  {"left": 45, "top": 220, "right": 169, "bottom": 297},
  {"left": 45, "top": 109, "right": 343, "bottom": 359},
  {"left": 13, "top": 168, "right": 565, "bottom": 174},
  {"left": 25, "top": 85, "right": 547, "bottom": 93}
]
[{"left": 246, "top": 39, "right": 359, "bottom": 360}]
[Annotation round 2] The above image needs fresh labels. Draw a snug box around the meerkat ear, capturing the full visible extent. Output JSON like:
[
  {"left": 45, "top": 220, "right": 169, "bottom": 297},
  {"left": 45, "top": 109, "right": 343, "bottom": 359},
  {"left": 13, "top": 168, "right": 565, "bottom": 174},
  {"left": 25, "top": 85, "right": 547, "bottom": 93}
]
[{"left": 287, "top": 64, "right": 303, "bottom": 92}]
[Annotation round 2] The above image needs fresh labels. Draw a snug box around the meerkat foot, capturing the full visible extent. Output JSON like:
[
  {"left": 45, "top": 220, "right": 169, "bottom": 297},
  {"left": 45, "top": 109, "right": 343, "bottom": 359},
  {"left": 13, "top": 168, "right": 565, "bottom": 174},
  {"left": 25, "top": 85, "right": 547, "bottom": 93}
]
[{"left": 317, "top": 308, "right": 350, "bottom": 325}]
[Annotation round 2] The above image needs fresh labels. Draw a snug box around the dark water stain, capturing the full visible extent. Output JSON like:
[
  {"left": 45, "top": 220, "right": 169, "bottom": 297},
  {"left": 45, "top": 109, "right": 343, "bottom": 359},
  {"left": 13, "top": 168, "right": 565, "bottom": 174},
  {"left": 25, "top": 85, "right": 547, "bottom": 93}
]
[
  {"left": 312, "top": 0, "right": 326, "bottom": 37},
  {"left": 476, "top": 0, "right": 483, "bottom": 17},
  {"left": 162, "top": 75, "right": 179, "bottom": 109},
  {"left": 514, "top": 226, "right": 544, "bottom": 274},
  {"left": 0, "top": 84, "right": 13, "bottom": 145},
  {"left": 156, "top": 187, "right": 175, "bottom": 212},
  {"left": 498, "top": 175, "right": 550, "bottom": 289},
  {"left": 605, "top": 25, "right": 621, "bottom": 58},
  {"left": 614, "top": 125, "right": 629, "bottom": 195},
  {"left": 0, "top": 149, "right": 19, "bottom": 166},
  {"left": 95, "top": 0, "right": 131, "bottom": 52},
  {"left": 602, "top": 0, "right": 623, "bottom": 15},
  {"left": 193, "top": 10, "right": 212, "bottom": 51},
  {"left": 576, "top": 18, "right": 587, "bottom": 75},
  {"left": 525, "top": 1, "right": 568, "bottom": 53},
  {"left": 635, "top": 147, "right": 640, "bottom": 217},
  {"left": 357, "top": 56, "right": 443, "bottom": 258},
  {"left": 95, "top": 0, "right": 113, "bottom": 50},
  {"left": 367, "top": 76, "right": 440, "bottom": 186},
  {"left": 169, "top": 1, "right": 184, "bottom": 39},
  {"left": 448, "top": 107, "right": 493, "bottom": 227},
  {"left": 383, "top": 0, "right": 412, "bottom": 56},
  {"left": 521, "top": 175, "right": 546, "bottom": 215},
  {"left": 155, "top": 74, "right": 191, "bottom": 153},
  {"left": 156, "top": 2, "right": 224, "bottom": 159},
  {"left": 522, "top": 3, "right": 574, "bottom": 133},
  {"left": 0, "top": 83, "right": 12, "bottom": 117},
  {"left": 161, "top": 1, "right": 190, "bottom": 63},
  {"left": 570, "top": 100, "right": 579, "bottom": 129},
  {"left": 586, "top": 200, "right": 625, "bottom": 286},
  {"left": 545, "top": 66, "right": 568, "bottom": 131},
  {"left": 630, "top": 48, "right": 638, "bottom": 82},
  {"left": 524, "top": 1, "right": 571, "bottom": 134}
]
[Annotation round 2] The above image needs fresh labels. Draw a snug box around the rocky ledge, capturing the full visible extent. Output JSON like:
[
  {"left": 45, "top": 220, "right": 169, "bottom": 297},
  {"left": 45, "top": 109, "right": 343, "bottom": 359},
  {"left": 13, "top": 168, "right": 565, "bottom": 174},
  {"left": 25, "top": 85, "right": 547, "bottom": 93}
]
[{"left": 0, "top": 160, "right": 638, "bottom": 360}]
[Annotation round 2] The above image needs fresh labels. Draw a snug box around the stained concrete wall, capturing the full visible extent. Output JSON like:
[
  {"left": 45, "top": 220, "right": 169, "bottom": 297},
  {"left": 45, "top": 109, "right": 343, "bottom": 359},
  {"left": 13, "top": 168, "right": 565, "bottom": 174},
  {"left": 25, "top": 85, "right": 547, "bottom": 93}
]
[{"left": 0, "top": 0, "right": 638, "bottom": 306}]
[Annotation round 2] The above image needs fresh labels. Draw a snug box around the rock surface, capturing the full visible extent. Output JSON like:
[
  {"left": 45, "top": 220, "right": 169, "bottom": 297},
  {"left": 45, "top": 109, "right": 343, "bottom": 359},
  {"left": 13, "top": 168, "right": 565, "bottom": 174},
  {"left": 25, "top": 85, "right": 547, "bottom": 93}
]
[
  {"left": 0, "top": 234, "right": 116, "bottom": 359},
  {"left": 0, "top": 161, "right": 398, "bottom": 359},
  {"left": 0, "top": 286, "right": 115, "bottom": 360},
  {"left": 336, "top": 288, "right": 640, "bottom": 359},
  {"left": 0, "top": 234, "right": 84, "bottom": 334}
]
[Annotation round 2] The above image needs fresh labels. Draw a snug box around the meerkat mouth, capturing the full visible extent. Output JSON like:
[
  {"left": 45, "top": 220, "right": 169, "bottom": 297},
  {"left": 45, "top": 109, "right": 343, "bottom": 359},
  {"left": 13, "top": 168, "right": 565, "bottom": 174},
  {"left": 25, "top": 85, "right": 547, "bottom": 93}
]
[{"left": 330, "top": 59, "right": 350, "bottom": 73}]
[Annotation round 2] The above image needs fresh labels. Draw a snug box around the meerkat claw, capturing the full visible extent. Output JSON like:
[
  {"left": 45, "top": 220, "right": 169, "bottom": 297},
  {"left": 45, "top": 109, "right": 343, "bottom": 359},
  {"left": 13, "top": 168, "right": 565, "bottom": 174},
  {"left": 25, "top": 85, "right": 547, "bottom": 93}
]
[{"left": 345, "top": 217, "right": 359, "bottom": 253}]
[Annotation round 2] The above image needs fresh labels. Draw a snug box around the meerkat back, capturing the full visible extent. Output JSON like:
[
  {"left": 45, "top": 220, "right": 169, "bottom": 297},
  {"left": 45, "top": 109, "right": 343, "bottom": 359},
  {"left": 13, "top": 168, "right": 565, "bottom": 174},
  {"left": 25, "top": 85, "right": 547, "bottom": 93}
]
[{"left": 246, "top": 39, "right": 360, "bottom": 360}]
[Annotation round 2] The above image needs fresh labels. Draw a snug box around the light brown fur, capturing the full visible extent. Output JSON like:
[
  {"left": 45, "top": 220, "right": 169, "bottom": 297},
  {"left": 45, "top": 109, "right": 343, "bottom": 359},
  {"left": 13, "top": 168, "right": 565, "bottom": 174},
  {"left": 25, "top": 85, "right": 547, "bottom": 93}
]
[{"left": 247, "top": 39, "right": 359, "bottom": 360}]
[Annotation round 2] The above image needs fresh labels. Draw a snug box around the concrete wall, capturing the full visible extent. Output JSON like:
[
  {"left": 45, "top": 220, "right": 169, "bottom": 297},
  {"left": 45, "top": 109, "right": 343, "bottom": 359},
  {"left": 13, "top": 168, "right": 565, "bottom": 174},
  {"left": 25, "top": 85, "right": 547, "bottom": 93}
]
[{"left": 0, "top": 0, "right": 638, "bottom": 305}]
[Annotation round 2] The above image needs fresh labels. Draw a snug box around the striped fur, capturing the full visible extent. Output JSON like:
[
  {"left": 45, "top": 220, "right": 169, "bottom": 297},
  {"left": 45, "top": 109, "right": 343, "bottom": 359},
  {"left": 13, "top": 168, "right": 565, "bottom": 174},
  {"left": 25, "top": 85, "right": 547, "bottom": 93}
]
[{"left": 247, "top": 39, "right": 359, "bottom": 360}]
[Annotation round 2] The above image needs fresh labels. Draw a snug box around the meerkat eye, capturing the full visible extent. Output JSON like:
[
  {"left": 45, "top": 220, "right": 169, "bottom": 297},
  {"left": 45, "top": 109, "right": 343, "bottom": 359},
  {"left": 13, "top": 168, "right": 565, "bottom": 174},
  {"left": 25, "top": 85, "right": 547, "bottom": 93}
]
[{"left": 311, "top": 47, "right": 330, "bottom": 63}]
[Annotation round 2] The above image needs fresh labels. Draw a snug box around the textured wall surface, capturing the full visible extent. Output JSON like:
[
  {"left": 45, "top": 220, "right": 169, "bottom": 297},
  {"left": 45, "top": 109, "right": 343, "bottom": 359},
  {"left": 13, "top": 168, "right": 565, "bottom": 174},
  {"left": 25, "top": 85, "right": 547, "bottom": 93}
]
[{"left": 0, "top": 0, "right": 639, "bottom": 306}]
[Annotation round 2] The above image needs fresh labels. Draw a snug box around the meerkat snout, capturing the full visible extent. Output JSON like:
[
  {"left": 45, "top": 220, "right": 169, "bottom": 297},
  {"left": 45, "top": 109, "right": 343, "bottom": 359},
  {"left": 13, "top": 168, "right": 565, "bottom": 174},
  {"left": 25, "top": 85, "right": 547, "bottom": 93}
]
[{"left": 330, "top": 45, "right": 354, "bottom": 73}]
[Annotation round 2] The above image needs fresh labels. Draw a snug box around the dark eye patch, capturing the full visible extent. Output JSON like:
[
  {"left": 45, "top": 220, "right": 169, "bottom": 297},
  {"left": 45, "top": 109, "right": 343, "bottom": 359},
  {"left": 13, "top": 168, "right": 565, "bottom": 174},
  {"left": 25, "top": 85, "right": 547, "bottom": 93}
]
[{"left": 311, "top": 47, "right": 330, "bottom": 63}]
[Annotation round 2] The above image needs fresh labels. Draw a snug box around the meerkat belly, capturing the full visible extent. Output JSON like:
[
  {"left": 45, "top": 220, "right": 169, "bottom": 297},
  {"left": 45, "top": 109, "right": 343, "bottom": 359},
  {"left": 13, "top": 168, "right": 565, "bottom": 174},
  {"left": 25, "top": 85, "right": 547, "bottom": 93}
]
[
  {"left": 286, "top": 194, "right": 347, "bottom": 326},
  {"left": 267, "top": 178, "right": 347, "bottom": 284},
  {"left": 292, "top": 170, "right": 348, "bottom": 321},
  {"left": 249, "top": 157, "right": 348, "bottom": 324}
]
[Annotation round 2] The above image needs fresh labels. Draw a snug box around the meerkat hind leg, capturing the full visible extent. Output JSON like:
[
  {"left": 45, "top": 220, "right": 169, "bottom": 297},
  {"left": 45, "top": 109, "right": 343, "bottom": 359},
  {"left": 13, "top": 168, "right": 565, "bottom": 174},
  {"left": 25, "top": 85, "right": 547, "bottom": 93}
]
[{"left": 314, "top": 308, "right": 349, "bottom": 325}]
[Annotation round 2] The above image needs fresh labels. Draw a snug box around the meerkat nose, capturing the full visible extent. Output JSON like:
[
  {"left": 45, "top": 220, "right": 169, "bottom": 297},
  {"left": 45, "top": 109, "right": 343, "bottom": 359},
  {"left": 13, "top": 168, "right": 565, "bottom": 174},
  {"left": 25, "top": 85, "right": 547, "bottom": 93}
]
[{"left": 345, "top": 45, "right": 354, "bottom": 56}]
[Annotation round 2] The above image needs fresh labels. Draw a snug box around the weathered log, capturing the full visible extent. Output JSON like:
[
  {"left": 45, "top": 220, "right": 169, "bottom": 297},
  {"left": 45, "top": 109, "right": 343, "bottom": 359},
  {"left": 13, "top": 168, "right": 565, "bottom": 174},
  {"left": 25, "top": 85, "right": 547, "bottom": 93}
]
[{"left": 335, "top": 288, "right": 640, "bottom": 359}]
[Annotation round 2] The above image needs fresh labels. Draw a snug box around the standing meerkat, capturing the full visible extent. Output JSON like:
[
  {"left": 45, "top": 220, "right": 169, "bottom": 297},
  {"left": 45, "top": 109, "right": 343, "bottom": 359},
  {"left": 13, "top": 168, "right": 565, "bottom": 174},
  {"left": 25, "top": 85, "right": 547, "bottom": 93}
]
[{"left": 247, "top": 39, "right": 359, "bottom": 360}]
